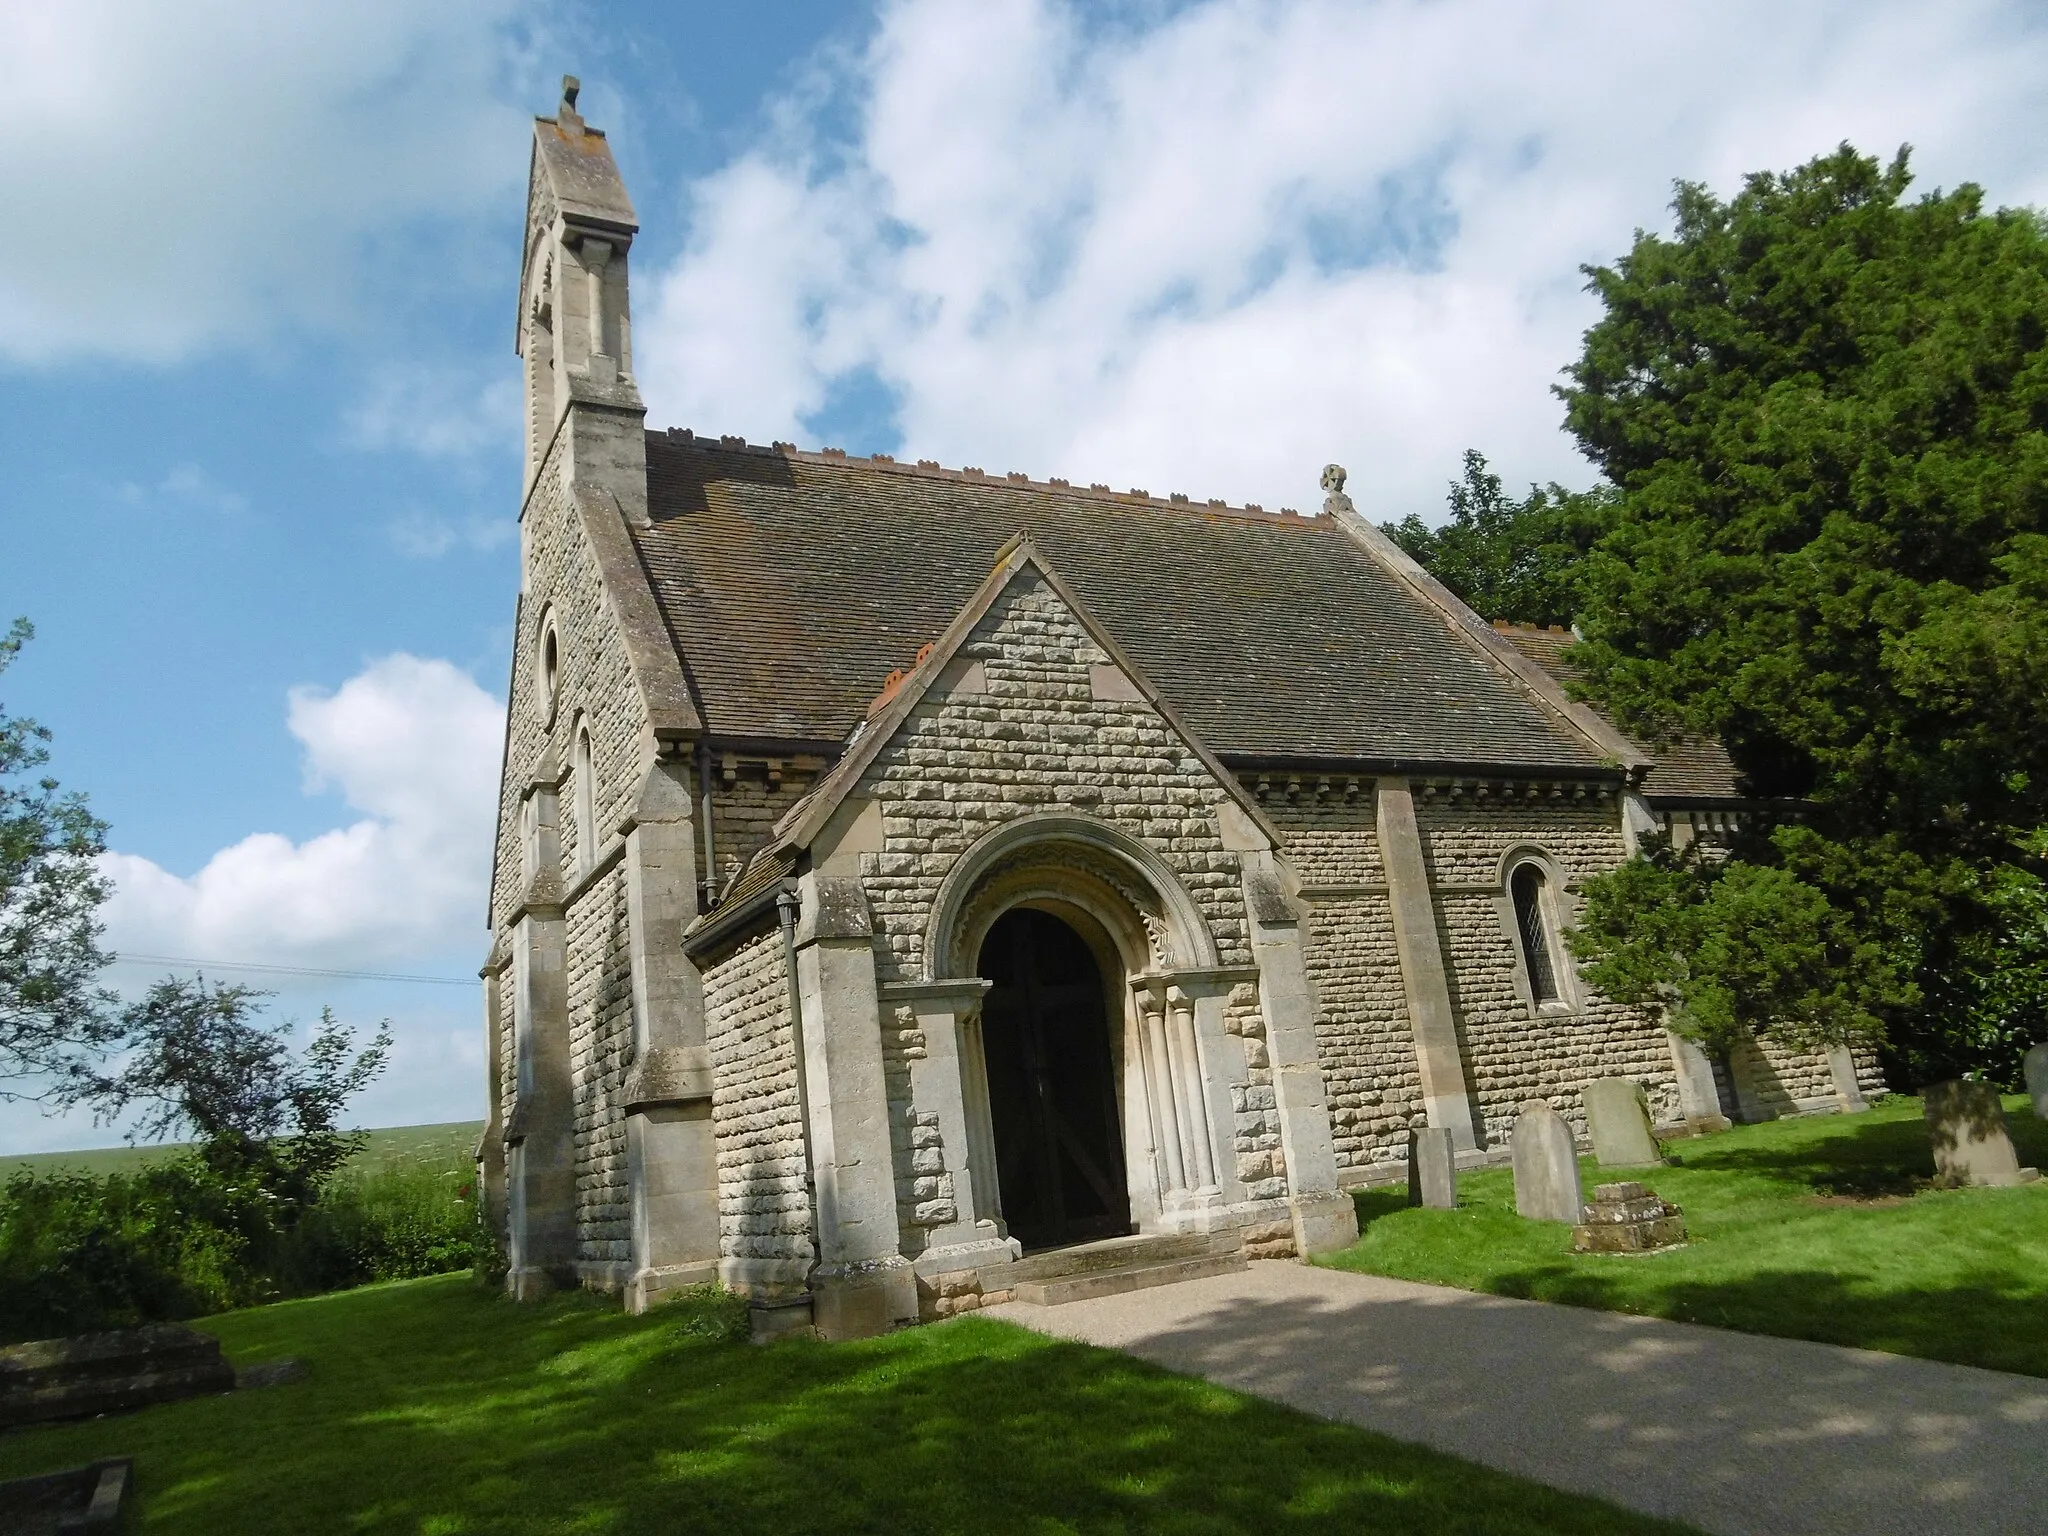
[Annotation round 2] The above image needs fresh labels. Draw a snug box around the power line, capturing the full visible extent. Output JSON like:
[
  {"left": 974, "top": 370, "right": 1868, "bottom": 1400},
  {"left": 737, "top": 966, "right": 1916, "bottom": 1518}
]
[{"left": 105, "top": 953, "right": 473, "bottom": 987}]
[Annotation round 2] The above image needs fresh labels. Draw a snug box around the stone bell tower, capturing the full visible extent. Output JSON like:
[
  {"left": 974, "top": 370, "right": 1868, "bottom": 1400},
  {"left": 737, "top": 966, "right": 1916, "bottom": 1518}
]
[
  {"left": 495, "top": 79, "right": 714, "bottom": 1310},
  {"left": 516, "top": 77, "right": 646, "bottom": 516}
]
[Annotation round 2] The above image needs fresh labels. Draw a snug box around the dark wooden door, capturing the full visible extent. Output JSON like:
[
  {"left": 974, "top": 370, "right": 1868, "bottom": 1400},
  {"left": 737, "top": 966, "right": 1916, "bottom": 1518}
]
[{"left": 978, "top": 908, "right": 1131, "bottom": 1252}]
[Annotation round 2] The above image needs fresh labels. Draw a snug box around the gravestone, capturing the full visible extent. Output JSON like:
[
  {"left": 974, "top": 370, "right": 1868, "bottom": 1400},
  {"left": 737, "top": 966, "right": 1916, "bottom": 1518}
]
[
  {"left": 1583, "top": 1078, "right": 1662, "bottom": 1168},
  {"left": 1406, "top": 1126, "right": 1456, "bottom": 1210},
  {"left": 2026, "top": 1043, "right": 2048, "bottom": 1120},
  {"left": 1923, "top": 1079, "right": 2038, "bottom": 1188},
  {"left": 0, "top": 1324, "right": 234, "bottom": 1429},
  {"left": 1572, "top": 1181, "right": 1686, "bottom": 1253},
  {"left": 1511, "top": 1099, "right": 1583, "bottom": 1222}
]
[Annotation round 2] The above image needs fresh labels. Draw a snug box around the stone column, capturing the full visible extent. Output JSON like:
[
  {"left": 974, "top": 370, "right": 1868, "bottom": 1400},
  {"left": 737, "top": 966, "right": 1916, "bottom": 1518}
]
[
  {"left": 1238, "top": 849, "right": 1359, "bottom": 1256},
  {"left": 1135, "top": 981, "right": 1191, "bottom": 1208},
  {"left": 1619, "top": 790, "right": 1660, "bottom": 857},
  {"left": 476, "top": 941, "right": 510, "bottom": 1244},
  {"left": 1375, "top": 779, "right": 1479, "bottom": 1150},
  {"left": 794, "top": 872, "right": 916, "bottom": 1338},
  {"left": 880, "top": 979, "right": 1016, "bottom": 1283},
  {"left": 506, "top": 781, "right": 576, "bottom": 1299},
  {"left": 1184, "top": 979, "right": 1251, "bottom": 1208},
  {"left": 618, "top": 758, "right": 719, "bottom": 1313},
  {"left": 1166, "top": 985, "right": 1222, "bottom": 1200}
]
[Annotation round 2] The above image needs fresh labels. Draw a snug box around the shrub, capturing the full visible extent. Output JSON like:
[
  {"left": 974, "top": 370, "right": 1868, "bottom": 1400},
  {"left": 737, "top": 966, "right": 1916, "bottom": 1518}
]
[{"left": 0, "top": 1148, "right": 484, "bottom": 1344}]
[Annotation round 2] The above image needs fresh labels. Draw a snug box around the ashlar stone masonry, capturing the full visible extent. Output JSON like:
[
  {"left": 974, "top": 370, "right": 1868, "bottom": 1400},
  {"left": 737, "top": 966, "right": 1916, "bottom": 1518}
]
[{"left": 480, "top": 81, "right": 1884, "bottom": 1338}]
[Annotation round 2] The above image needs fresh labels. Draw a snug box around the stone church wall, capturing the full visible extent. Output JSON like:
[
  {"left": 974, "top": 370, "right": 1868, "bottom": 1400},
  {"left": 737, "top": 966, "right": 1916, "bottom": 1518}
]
[
  {"left": 565, "top": 862, "right": 634, "bottom": 1266},
  {"left": 702, "top": 930, "right": 812, "bottom": 1283},
  {"left": 1258, "top": 795, "right": 1421, "bottom": 1177},
  {"left": 708, "top": 764, "right": 817, "bottom": 899},
  {"left": 880, "top": 1004, "right": 958, "bottom": 1252},
  {"left": 486, "top": 432, "right": 659, "bottom": 1268},
  {"left": 490, "top": 435, "right": 654, "bottom": 927},
  {"left": 1413, "top": 795, "right": 1679, "bottom": 1145},
  {"left": 845, "top": 573, "right": 1266, "bottom": 1237},
  {"left": 493, "top": 960, "right": 517, "bottom": 1161},
  {"left": 856, "top": 572, "right": 1255, "bottom": 987}
]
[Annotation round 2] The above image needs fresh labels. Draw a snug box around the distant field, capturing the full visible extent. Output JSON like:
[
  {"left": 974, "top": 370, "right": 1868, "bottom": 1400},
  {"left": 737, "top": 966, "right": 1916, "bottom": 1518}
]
[{"left": 0, "top": 1121, "right": 485, "bottom": 1183}]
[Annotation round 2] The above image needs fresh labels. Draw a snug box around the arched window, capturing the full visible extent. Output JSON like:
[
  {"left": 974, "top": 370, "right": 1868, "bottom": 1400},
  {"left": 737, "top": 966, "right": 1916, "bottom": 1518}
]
[
  {"left": 1511, "top": 863, "right": 1560, "bottom": 1004},
  {"left": 572, "top": 722, "right": 595, "bottom": 873}
]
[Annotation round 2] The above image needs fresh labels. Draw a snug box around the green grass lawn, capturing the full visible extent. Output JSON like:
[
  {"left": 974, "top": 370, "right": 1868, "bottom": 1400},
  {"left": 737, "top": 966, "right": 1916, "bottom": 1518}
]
[
  {"left": 0, "top": 1122, "right": 485, "bottom": 1183},
  {"left": 1322, "top": 1094, "right": 2048, "bottom": 1377},
  {"left": 0, "top": 1275, "right": 1693, "bottom": 1536}
]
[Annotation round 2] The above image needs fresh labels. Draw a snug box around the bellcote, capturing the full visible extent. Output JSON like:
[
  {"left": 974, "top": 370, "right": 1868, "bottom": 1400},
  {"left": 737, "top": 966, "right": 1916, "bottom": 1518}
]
[{"left": 518, "top": 77, "right": 641, "bottom": 487}]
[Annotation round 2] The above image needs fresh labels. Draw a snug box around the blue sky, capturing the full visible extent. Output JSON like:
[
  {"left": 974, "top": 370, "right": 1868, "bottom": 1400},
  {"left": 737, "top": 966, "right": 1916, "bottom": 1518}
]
[{"left": 4, "top": 0, "right": 2046, "bottom": 1149}]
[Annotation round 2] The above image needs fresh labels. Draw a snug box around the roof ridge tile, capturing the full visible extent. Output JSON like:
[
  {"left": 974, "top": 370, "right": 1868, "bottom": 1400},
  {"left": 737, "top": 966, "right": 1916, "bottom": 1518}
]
[{"left": 644, "top": 423, "right": 1328, "bottom": 528}]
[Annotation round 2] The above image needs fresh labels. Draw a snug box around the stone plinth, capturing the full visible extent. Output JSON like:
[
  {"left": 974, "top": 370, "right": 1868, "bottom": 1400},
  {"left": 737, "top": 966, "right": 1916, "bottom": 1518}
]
[
  {"left": 1406, "top": 1126, "right": 1456, "bottom": 1210},
  {"left": 2025, "top": 1043, "right": 2048, "bottom": 1120},
  {"left": 1584, "top": 1078, "right": 1661, "bottom": 1168},
  {"left": 1572, "top": 1181, "right": 1686, "bottom": 1254},
  {"left": 0, "top": 1457, "right": 130, "bottom": 1533},
  {"left": 1511, "top": 1100, "right": 1583, "bottom": 1223},
  {"left": 0, "top": 1324, "right": 235, "bottom": 1429},
  {"left": 1923, "top": 1079, "right": 2037, "bottom": 1188}
]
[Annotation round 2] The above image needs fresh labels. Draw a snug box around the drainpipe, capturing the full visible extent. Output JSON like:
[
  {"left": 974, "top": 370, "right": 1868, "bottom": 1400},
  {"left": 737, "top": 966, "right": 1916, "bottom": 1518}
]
[
  {"left": 697, "top": 740, "right": 717, "bottom": 912},
  {"left": 775, "top": 886, "right": 821, "bottom": 1280}
]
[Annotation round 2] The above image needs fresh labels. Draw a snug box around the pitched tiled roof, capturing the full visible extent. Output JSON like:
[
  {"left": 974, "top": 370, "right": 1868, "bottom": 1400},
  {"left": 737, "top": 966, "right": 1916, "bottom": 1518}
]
[
  {"left": 632, "top": 434, "right": 1609, "bottom": 771},
  {"left": 1492, "top": 624, "right": 1743, "bottom": 800}
]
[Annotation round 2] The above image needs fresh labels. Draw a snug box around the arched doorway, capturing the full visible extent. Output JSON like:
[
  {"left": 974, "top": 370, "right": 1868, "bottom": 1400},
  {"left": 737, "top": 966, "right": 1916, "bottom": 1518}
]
[{"left": 977, "top": 907, "right": 1131, "bottom": 1251}]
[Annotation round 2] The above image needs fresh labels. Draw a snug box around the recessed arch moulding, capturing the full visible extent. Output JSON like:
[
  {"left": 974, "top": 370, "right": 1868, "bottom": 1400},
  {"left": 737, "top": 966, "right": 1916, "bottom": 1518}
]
[{"left": 911, "top": 812, "right": 1339, "bottom": 1255}]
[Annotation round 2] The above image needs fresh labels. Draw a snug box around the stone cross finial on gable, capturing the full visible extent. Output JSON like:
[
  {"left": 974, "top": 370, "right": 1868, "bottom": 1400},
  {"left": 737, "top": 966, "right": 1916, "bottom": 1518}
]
[
  {"left": 558, "top": 75, "right": 585, "bottom": 136},
  {"left": 1320, "top": 463, "right": 1354, "bottom": 517}
]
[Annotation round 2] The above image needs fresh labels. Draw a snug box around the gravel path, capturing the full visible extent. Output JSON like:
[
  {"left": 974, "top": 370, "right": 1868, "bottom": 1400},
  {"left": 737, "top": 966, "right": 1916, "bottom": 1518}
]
[{"left": 985, "top": 1262, "right": 2048, "bottom": 1536}]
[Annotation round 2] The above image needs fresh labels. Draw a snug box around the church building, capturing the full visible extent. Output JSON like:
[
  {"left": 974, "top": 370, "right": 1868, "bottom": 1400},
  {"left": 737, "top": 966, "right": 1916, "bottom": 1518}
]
[{"left": 480, "top": 84, "right": 1880, "bottom": 1338}]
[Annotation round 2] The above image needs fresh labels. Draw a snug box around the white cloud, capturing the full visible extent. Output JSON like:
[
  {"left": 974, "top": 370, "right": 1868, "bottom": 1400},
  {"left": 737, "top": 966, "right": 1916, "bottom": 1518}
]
[
  {"left": 347, "top": 363, "right": 525, "bottom": 459},
  {"left": 100, "top": 655, "right": 503, "bottom": 970},
  {"left": 0, "top": 0, "right": 535, "bottom": 365},
  {"left": 638, "top": 0, "right": 2048, "bottom": 518},
  {"left": 108, "top": 463, "right": 249, "bottom": 518},
  {"left": 385, "top": 510, "right": 520, "bottom": 560}
]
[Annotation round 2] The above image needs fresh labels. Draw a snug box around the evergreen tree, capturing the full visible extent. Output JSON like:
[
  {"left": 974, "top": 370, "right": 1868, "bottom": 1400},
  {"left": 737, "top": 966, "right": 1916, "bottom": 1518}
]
[{"left": 1557, "top": 146, "right": 2048, "bottom": 1085}]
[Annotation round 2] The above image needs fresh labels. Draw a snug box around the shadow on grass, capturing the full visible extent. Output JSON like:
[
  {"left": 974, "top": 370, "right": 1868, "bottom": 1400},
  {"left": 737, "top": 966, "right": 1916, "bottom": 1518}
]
[
  {"left": 1668, "top": 1096, "right": 2045, "bottom": 1200},
  {"left": 1476, "top": 1261, "right": 2048, "bottom": 1375},
  {"left": 1670, "top": 1112, "right": 1939, "bottom": 1197},
  {"left": 1349, "top": 1187, "right": 1409, "bottom": 1233},
  {"left": 0, "top": 1277, "right": 1684, "bottom": 1536}
]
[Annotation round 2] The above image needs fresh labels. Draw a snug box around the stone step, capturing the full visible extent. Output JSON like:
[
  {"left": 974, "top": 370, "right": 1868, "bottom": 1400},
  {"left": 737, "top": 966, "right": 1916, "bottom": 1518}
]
[
  {"left": 1012, "top": 1250, "right": 1247, "bottom": 1307},
  {"left": 1000, "top": 1229, "right": 1242, "bottom": 1286}
]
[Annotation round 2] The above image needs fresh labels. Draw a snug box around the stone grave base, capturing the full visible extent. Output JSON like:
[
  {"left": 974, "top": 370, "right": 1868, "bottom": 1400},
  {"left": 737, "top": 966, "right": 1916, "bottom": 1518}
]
[
  {"left": 1572, "top": 1181, "right": 1687, "bottom": 1254},
  {"left": 0, "top": 1324, "right": 235, "bottom": 1430},
  {"left": 0, "top": 1457, "right": 130, "bottom": 1534}
]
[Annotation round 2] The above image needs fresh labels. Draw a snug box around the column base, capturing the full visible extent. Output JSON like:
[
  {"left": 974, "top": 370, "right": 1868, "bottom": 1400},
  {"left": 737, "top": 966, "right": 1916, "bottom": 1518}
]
[
  {"left": 1288, "top": 1190, "right": 1360, "bottom": 1256},
  {"left": 506, "top": 1265, "right": 562, "bottom": 1303},
  {"left": 911, "top": 1235, "right": 1019, "bottom": 1280},
  {"left": 625, "top": 1261, "right": 720, "bottom": 1314},
  {"left": 811, "top": 1257, "right": 917, "bottom": 1341}
]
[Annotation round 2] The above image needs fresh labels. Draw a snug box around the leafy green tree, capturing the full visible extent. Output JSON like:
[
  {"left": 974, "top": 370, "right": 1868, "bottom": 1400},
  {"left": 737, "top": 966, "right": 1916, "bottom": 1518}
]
[
  {"left": 76, "top": 977, "right": 393, "bottom": 1202},
  {"left": 1383, "top": 451, "right": 1617, "bottom": 627},
  {"left": 0, "top": 619, "right": 119, "bottom": 1096},
  {"left": 1555, "top": 145, "right": 2048, "bottom": 1083}
]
